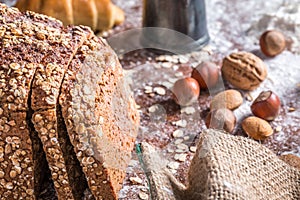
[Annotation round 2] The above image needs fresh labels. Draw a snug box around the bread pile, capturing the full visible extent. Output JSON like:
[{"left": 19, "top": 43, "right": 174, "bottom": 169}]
[
  {"left": 0, "top": 4, "right": 139, "bottom": 200},
  {"left": 15, "top": 0, "right": 125, "bottom": 31}
]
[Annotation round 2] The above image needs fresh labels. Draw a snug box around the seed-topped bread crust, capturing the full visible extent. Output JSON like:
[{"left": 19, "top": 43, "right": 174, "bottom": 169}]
[
  {"left": 0, "top": 3, "right": 139, "bottom": 200},
  {"left": 0, "top": 4, "right": 57, "bottom": 199},
  {"left": 31, "top": 26, "right": 92, "bottom": 200}
]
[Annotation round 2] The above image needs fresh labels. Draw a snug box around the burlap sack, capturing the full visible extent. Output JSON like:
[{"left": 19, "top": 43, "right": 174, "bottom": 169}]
[{"left": 140, "top": 129, "right": 300, "bottom": 200}]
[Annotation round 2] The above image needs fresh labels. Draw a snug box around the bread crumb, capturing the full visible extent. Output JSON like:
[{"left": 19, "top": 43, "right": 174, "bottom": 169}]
[
  {"left": 167, "top": 161, "right": 180, "bottom": 170},
  {"left": 172, "top": 130, "right": 184, "bottom": 138},
  {"left": 190, "top": 146, "right": 197, "bottom": 153},
  {"left": 148, "top": 105, "right": 159, "bottom": 113},
  {"left": 129, "top": 177, "right": 143, "bottom": 185},
  {"left": 275, "top": 126, "right": 282, "bottom": 132},
  {"left": 174, "top": 139, "right": 183, "bottom": 145},
  {"left": 161, "top": 62, "right": 172, "bottom": 68},
  {"left": 138, "top": 191, "right": 149, "bottom": 200},
  {"left": 172, "top": 120, "right": 187, "bottom": 127},
  {"left": 153, "top": 87, "right": 166, "bottom": 96},
  {"left": 180, "top": 106, "right": 196, "bottom": 114},
  {"left": 174, "top": 153, "right": 187, "bottom": 162}
]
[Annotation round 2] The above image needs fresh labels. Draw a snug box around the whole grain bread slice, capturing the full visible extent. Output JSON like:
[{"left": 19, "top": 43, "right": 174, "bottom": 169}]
[
  {"left": 30, "top": 26, "right": 93, "bottom": 200},
  {"left": 0, "top": 4, "right": 53, "bottom": 199},
  {"left": 0, "top": 111, "right": 38, "bottom": 199},
  {"left": 32, "top": 108, "right": 89, "bottom": 200},
  {"left": 59, "top": 36, "right": 139, "bottom": 200}
]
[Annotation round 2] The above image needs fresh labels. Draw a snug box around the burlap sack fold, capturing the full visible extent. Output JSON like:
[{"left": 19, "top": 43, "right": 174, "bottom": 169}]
[{"left": 140, "top": 129, "right": 300, "bottom": 200}]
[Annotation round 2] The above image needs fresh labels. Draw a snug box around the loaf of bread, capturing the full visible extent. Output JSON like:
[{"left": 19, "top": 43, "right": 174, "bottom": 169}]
[
  {"left": 15, "top": 0, "right": 125, "bottom": 31},
  {"left": 0, "top": 3, "right": 139, "bottom": 200}
]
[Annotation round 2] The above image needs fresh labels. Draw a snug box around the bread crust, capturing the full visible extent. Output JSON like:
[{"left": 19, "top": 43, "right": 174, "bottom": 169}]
[
  {"left": 72, "top": 0, "right": 98, "bottom": 30},
  {"left": 0, "top": 4, "right": 139, "bottom": 199},
  {"left": 59, "top": 36, "right": 139, "bottom": 199},
  {"left": 0, "top": 4, "right": 50, "bottom": 199}
]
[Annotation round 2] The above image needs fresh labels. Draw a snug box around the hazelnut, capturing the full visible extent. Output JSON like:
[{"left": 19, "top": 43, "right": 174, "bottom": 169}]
[
  {"left": 205, "top": 108, "right": 236, "bottom": 133},
  {"left": 260, "top": 30, "right": 286, "bottom": 57},
  {"left": 172, "top": 77, "right": 200, "bottom": 106},
  {"left": 251, "top": 91, "right": 281, "bottom": 121},
  {"left": 242, "top": 116, "right": 273, "bottom": 140},
  {"left": 191, "top": 61, "right": 219, "bottom": 89},
  {"left": 210, "top": 89, "right": 243, "bottom": 110}
]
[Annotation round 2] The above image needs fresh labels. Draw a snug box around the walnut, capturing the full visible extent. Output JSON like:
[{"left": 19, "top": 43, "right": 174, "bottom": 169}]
[{"left": 222, "top": 52, "right": 267, "bottom": 90}]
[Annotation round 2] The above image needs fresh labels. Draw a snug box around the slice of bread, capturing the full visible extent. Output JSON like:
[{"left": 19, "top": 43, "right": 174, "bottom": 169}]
[{"left": 59, "top": 36, "right": 139, "bottom": 199}]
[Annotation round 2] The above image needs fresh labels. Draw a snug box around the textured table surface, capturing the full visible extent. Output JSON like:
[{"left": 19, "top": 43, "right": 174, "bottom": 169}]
[{"left": 108, "top": 0, "right": 300, "bottom": 199}]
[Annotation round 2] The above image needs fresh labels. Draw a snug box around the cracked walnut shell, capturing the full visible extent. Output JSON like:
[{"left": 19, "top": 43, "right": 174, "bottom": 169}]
[{"left": 222, "top": 52, "right": 267, "bottom": 90}]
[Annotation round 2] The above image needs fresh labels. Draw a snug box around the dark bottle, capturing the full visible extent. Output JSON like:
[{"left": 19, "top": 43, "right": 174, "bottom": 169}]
[{"left": 141, "top": 0, "right": 209, "bottom": 54}]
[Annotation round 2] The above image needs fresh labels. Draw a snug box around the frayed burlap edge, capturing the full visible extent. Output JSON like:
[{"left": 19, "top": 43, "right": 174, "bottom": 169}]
[{"left": 141, "top": 129, "right": 300, "bottom": 200}]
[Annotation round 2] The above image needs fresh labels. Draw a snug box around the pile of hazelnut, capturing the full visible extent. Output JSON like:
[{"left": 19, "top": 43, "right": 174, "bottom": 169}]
[{"left": 172, "top": 30, "right": 285, "bottom": 141}]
